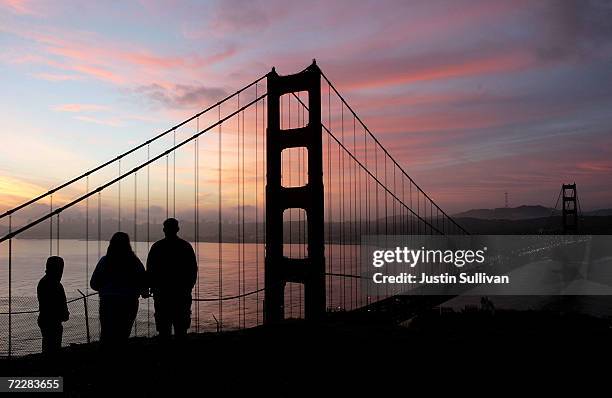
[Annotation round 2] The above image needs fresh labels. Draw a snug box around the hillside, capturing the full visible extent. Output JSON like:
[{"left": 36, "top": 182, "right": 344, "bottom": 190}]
[{"left": 453, "top": 205, "right": 555, "bottom": 220}]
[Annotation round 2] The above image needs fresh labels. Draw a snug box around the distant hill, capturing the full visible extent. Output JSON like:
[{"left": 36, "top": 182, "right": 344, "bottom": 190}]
[
  {"left": 452, "top": 215, "right": 612, "bottom": 235},
  {"left": 584, "top": 208, "right": 612, "bottom": 217},
  {"left": 453, "top": 205, "right": 556, "bottom": 220},
  {"left": 453, "top": 205, "right": 612, "bottom": 221}
]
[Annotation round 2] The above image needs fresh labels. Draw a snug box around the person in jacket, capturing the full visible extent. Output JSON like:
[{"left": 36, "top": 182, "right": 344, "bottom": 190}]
[
  {"left": 37, "top": 256, "right": 69, "bottom": 354},
  {"left": 90, "top": 232, "right": 146, "bottom": 346},
  {"left": 146, "top": 218, "right": 197, "bottom": 339}
]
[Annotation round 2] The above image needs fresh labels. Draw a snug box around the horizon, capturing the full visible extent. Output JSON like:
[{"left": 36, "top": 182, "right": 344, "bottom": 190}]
[{"left": 1, "top": 0, "right": 612, "bottom": 215}]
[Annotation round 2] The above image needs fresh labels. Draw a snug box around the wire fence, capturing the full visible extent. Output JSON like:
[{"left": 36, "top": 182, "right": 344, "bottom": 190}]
[
  {"left": 0, "top": 292, "right": 265, "bottom": 357},
  {"left": 1, "top": 295, "right": 134, "bottom": 357}
]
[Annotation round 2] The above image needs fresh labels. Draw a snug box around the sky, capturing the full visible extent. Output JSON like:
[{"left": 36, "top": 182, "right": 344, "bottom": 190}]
[{"left": 1, "top": 0, "right": 612, "bottom": 216}]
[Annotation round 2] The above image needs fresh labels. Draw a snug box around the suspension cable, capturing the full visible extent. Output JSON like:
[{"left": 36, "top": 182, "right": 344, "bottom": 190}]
[
  {"left": 319, "top": 71, "right": 467, "bottom": 234},
  {"left": 290, "top": 92, "right": 445, "bottom": 235}
]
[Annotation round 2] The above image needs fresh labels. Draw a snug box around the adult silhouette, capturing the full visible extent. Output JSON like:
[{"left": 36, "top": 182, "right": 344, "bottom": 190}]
[
  {"left": 146, "top": 218, "right": 197, "bottom": 339},
  {"left": 37, "top": 256, "right": 69, "bottom": 354},
  {"left": 90, "top": 232, "right": 146, "bottom": 346}
]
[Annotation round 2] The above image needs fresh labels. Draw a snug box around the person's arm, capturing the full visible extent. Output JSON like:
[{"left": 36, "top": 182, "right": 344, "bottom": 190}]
[
  {"left": 59, "top": 284, "right": 69, "bottom": 322},
  {"left": 90, "top": 257, "right": 106, "bottom": 292},
  {"left": 135, "top": 256, "right": 149, "bottom": 298},
  {"left": 188, "top": 243, "right": 198, "bottom": 289},
  {"left": 146, "top": 244, "right": 157, "bottom": 293},
  {"left": 37, "top": 279, "right": 47, "bottom": 315}
]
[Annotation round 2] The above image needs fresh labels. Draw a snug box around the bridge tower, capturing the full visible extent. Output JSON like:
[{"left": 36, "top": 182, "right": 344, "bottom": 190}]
[
  {"left": 562, "top": 183, "right": 578, "bottom": 233},
  {"left": 265, "top": 61, "right": 326, "bottom": 322}
]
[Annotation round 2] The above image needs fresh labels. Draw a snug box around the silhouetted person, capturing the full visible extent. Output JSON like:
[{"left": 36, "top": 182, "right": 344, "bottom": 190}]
[
  {"left": 37, "top": 256, "right": 69, "bottom": 354},
  {"left": 147, "top": 218, "right": 197, "bottom": 339},
  {"left": 90, "top": 232, "right": 146, "bottom": 347}
]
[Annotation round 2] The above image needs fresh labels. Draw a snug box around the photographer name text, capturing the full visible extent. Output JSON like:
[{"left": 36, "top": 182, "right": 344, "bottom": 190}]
[
  {"left": 371, "top": 246, "right": 509, "bottom": 285},
  {"left": 372, "top": 272, "right": 509, "bottom": 284}
]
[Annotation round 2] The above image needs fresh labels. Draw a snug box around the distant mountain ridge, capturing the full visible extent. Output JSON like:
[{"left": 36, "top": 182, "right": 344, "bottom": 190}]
[
  {"left": 453, "top": 205, "right": 612, "bottom": 220},
  {"left": 453, "top": 205, "right": 555, "bottom": 220}
]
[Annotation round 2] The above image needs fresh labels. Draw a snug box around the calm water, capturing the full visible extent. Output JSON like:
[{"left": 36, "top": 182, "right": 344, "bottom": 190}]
[{"left": 0, "top": 239, "right": 367, "bottom": 356}]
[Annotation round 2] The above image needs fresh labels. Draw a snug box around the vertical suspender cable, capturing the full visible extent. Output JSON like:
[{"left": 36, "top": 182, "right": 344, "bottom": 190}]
[
  {"left": 49, "top": 195, "right": 53, "bottom": 256},
  {"left": 430, "top": 201, "right": 433, "bottom": 235},
  {"left": 133, "top": 170, "right": 138, "bottom": 337},
  {"left": 56, "top": 213, "right": 60, "bottom": 256},
  {"left": 134, "top": 172, "right": 138, "bottom": 255},
  {"left": 393, "top": 164, "right": 396, "bottom": 235},
  {"left": 301, "top": 96, "right": 305, "bottom": 317},
  {"left": 353, "top": 116, "right": 357, "bottom": 308},
  {"left": 237, "top": 93, "right": 242, "bottom": 327},
  {"left": 147, "top": 144, "right": 151, "bottom": 337},
  {"left": 287, "top": 95, "right": 293, "bottom": 317},
  {"left": 86, "top": 176, "right": 89, "bottom": 295},
  {"left": 98, "top": 193, "right": 101, "bottom": 261},
  {"left": 375, "top": 144, "right": 379, "bottom": 235},
  {"left": 340, "top": 102, "right": 344, "bottom": 308},
  {"left": 173, "top": 130, "right": 176, "bottom": 218},
  {"left": 417, "top": 189, "right": 420, "bottom": 234},
  {"left": 262, "top": 93, "right": 266, "bottom": 323},
  {"left": 118, "top": 160, "right": 121, "bottom": 231},
  {"left": 297, "top": 93, "right": 303, "bottom": 316},
  {"left": 363, "top": 126, "right": 368, "bottom": 306},
  {"left": 327, "top": 82, "right": 332, "bottom": 308},
  {"left": 408, "top": 181, "right": 412, "bottom": 235},
  {"left": 98, "top": 188, "right": 102, "bottom": 337},
  {"left": 195, "top": 118, "right": 200, "bottom": 333},
  {"left": 262, "top": 95, "right": 266, "bottom": 320},
  {"left": 241, "top": 106, "right": 246, "bottom": 327},
  {"left": 8, "top": 216, "right": 12, "bottom": 358},
  {"left": 255, "top": 84, "right": 259, "bottom": 324},
  {"left": 401, "top": 175, "right": 405, "bottom": 235},
  {"left": 218, "top": 104, "right": 223, "bottom": 330},
  {"left": 166, "top": 154, "right": 169, "bottom": 220},
  {"left": 384, "top": 154, "right": 388, "bottom": 236}
]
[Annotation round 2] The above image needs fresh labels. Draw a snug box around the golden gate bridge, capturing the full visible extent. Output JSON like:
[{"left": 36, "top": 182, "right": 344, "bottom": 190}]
[{"left": 0, "top": 60, "right": 468, "bottom": 357}]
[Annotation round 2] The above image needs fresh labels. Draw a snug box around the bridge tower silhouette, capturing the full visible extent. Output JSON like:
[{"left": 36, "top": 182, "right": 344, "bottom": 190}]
[
  {"left": 265, "top": 61, "right": 325, "bottom": 322},
  {"left": 562, "top": 183, "right": 578, "bottom": 233}
]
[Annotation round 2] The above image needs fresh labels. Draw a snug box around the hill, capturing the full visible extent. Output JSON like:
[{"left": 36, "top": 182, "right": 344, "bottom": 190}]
[{"left": 453, "top": 205, "right": 555, "bottom": 220}]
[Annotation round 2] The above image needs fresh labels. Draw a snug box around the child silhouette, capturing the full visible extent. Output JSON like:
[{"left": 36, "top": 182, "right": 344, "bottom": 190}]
[{"left": 37, "top": 256, "right": 69, "bottom": 354}]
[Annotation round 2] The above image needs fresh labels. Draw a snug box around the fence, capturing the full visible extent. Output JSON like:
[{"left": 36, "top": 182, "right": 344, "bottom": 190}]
[{"left": 0, "top": 290, "right": 269, "bottom": 357}]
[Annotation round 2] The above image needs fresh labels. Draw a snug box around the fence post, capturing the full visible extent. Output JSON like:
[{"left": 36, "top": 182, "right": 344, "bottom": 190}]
[
  {"left": 212, "top": 313, "right": 220, "bottom": 333},
  {"left": 77, "top": 290, "right": 90, "bottom": 344}
]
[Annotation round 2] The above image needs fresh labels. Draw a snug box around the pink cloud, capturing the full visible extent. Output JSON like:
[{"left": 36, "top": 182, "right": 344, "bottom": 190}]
[
  {"left": 0, "top": 0, "right": 36, "bottom": 15},
  {"left": 576, "top": 160, "right": 612, "bottom": 173},
  {"left": 2, "top": 22, "right": 237, "bottom": 91},
  {"left": 341, "top": 50, "right": 536, "bottom": 90}
]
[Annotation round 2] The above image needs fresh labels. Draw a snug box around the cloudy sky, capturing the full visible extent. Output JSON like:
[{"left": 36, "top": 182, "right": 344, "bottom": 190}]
[{"left": 1, "top": 0, "right": 611, "bottom": 215}]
